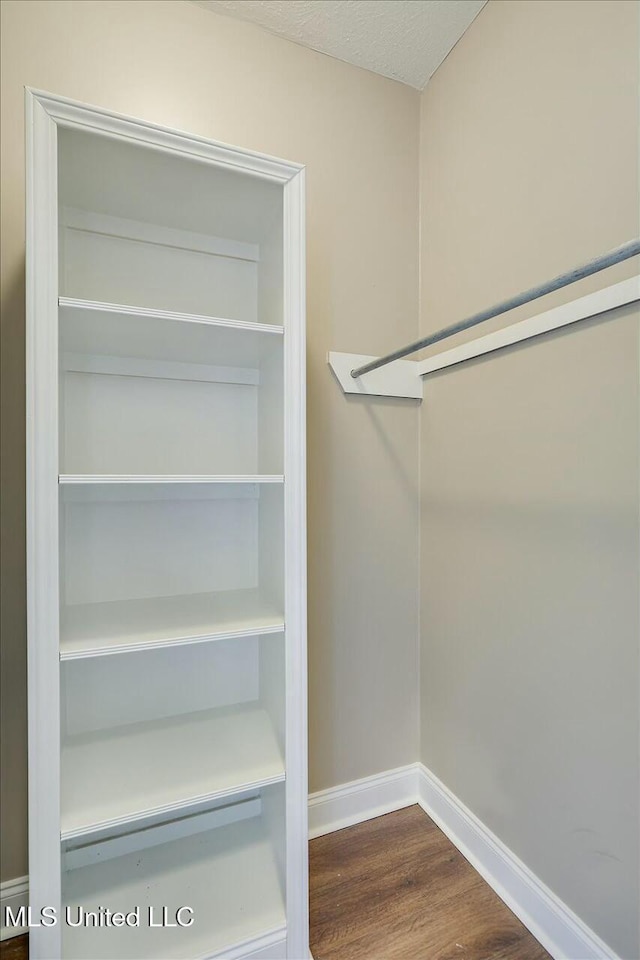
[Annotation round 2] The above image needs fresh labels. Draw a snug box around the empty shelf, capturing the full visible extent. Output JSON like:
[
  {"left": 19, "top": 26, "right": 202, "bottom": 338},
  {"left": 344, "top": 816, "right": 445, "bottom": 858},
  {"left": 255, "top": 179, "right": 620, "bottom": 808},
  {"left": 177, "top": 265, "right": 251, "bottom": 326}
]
[
  {"left": 63, "top": 815, "right": 286, "bottom": 960},
  {"left": 61, "top": 702, "right": 285, "bottom": 840},
  {"left": 60, "top": 590, "right": 284, "bottom": 659},
  {"left": 59, "top": 297, "right": 283, "bottom": 369}
]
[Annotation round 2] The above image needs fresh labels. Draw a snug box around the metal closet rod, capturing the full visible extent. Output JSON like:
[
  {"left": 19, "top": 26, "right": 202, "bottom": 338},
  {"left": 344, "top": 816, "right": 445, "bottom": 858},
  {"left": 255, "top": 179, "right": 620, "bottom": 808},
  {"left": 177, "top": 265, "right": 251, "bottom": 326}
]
[{"left": 350, "top": 239, "right": 640, "bottom": 379}]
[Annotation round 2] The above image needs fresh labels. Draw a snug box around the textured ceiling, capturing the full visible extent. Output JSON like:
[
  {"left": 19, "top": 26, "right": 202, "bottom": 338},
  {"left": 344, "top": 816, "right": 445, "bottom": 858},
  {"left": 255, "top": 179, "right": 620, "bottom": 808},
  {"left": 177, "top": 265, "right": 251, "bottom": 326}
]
[{"left": 191, "top": 0, "right": 487, "bottom": 90}]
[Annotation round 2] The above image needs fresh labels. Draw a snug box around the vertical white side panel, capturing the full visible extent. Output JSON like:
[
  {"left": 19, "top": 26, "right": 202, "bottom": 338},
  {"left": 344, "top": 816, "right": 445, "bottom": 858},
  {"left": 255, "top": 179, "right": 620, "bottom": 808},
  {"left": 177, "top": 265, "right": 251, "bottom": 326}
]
[
  {"left": 258, "top": 343, "right": 284, "bottom": 476},
  {"left": 260, "top": 632, "right": 286, "bottom": 758},
  {"left": 258, "top": 210, "right": 284, "bottom": 327},
  {"left": 25, "top": 91, "right": 62, "bottom": 960},
  {"left": 258, "top": 485, "right": 284, "bottom": 613},
  {"left": 258, "top": 211, "right": 285, "bottom": 475},
  {"left": 261, "top": 782, "right": 287, "bottom": 911},
  {"left": 283, "top": 169, "right": 309, "bottom": 959}
]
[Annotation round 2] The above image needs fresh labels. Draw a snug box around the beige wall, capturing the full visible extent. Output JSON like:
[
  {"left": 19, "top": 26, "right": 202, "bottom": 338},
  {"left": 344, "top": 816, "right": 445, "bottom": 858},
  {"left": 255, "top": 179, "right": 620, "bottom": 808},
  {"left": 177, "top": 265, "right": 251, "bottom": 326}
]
[
  {"left": 0, "top": 0, "right": 421, "bottom": 882},
  {"left": 419, "top": 2, "right": 639, "bottom": 957}
]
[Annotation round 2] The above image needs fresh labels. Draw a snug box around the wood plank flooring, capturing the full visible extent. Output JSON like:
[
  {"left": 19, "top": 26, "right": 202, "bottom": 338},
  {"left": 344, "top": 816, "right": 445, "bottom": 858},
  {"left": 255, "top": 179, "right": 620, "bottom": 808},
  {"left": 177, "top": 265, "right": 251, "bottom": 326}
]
[
  {"left": 1, "top": 805, "right": 549, "bottom": 960},
  {"left": 309, "top": 805, "right": 551, "bottom": 960},
  {"left": 0, "top": 936, "right": 27, "bottom": 960}
]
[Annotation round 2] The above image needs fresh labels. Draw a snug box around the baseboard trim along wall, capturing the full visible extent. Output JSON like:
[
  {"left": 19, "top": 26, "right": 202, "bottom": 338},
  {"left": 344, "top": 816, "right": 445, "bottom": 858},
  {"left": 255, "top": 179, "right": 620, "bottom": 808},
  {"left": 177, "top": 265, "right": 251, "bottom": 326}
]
[
  {"left": 308, "top": 763, "right": 621, "bottom": 960},
  {"left": 2, "top": 767, "right": 622, "bottom": 957},
  {"left": 308, "top": 764, "right": 417, "bottom": 839},
  {"left": 415, "top": 765, "right": 620, "bottom": 960}
]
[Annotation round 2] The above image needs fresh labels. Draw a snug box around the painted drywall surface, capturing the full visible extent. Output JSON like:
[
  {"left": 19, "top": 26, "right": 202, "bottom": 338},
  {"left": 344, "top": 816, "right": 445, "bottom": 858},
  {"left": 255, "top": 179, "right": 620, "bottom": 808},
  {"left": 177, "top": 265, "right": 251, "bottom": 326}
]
[
  {"left": 418, "top": 1, "right": 639, "bottom": 956},
  {"left": 0, "top": 0, "right": 420, "bottom": 881}
]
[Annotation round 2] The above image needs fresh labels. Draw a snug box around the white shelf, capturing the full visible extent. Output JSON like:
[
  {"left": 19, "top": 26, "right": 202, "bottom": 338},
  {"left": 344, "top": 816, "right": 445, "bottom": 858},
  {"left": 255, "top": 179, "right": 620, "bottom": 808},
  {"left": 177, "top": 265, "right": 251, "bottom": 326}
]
[
  {"left": 59, "top": 297, "right": 285, "bottom": 332},
  {"left": 63, "top": 815, "right": 286, "bottom": 960},
  {"left": 59, "top": 474, "right": 284, "bottom": 485},
  {"left": 59, "top": 297, "right": 283, "bottom": 368},
  {"left": 60, "top": 589, "right": 284, "bottom": 659},
  {"left": 61, "top": 702, "right": 285, "bottom": 840}
]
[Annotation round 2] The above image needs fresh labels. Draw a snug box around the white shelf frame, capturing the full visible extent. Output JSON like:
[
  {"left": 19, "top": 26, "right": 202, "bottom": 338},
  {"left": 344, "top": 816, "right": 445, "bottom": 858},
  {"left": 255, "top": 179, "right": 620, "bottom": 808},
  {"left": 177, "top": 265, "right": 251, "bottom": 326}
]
[{"left": 27, "top": 88, "right": 307, "bottom": 960}]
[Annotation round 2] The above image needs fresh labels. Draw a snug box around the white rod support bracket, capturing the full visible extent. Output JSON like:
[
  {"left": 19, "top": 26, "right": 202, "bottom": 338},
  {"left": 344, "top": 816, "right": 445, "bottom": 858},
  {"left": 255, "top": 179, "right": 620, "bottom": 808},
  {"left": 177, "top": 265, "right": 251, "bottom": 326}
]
[
  {"left": 328, "top": 277, "right": 639, "bottom": 401},
  {"left": 328, "top": 352, "right": 423, "bottom": 400}
]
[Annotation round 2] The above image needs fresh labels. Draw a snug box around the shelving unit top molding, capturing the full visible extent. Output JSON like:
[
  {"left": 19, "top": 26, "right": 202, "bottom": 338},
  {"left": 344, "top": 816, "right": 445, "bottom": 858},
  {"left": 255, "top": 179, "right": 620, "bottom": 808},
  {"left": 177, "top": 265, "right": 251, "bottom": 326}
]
[{"left": 27, "top": 88, "right": 304, "bottom": 185}]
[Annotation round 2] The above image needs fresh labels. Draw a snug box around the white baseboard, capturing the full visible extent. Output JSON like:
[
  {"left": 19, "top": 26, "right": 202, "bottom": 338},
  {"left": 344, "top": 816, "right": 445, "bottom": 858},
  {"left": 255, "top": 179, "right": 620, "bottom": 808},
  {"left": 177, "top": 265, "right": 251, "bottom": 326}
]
[
  {"left": 309, "top": 762, "right": 622, "bottom": 960},
  {"left": 416, "top": 764, "right": 620, "bottom": 960},
  {"left": 308, "top": 763, "right": 418, "bottom": 839},
  {"left": 1, "top": 875, "right": 29, "bottom": 940}
]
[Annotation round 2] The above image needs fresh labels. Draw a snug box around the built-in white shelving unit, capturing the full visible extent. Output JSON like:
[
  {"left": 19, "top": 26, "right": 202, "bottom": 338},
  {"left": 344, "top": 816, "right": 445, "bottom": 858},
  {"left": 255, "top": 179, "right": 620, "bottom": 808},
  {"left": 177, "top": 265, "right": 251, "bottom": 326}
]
[{"left": 27, "top": 90, "right": 307, "bottom": 960}]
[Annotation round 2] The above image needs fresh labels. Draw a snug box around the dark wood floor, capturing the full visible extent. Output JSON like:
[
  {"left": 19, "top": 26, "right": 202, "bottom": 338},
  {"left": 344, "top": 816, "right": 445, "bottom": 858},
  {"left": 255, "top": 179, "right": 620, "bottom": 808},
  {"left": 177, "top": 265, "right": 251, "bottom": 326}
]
[
  {"left": 0, "top": 936, "right": 27, "bottom": 960},
  {"left": 310, "top": 805, "right": 550, "bottom": 960},
  {"left": 1, "top": 806, "right": 549, "bottom": 960}
]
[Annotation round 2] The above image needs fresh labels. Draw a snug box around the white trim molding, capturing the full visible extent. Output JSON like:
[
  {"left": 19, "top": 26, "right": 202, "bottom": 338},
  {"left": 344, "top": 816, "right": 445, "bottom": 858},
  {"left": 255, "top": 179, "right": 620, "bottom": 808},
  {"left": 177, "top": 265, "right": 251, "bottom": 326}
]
[
  {"left": 308, "top": 763, "right": 621, "bottom": 960},
  {"left": 308, "top": 764, "right": 418, "bottom": 839},
  {"left": 416, "top": 765, "right": 621, "bottom": 960},
  {"left": 26, "top": 89, "right": 303, "bottom": 184},
  {"left": 1, "top": 876, "right": 29, "bottom": 940}
]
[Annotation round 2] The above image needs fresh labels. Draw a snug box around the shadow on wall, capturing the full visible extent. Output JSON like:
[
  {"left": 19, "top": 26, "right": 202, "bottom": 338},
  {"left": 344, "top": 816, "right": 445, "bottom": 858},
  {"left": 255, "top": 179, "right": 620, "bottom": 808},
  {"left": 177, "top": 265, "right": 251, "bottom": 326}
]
[{"left": 345, "top": 393, "right": 420, "bottom": 504}]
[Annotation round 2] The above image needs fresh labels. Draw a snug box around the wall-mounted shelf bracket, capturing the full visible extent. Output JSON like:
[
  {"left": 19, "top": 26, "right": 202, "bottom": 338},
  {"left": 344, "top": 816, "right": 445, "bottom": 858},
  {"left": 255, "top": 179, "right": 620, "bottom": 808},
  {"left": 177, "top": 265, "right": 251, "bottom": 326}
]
[{"left": 328, "top": 352, "right": 423, "bottom": 400}]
